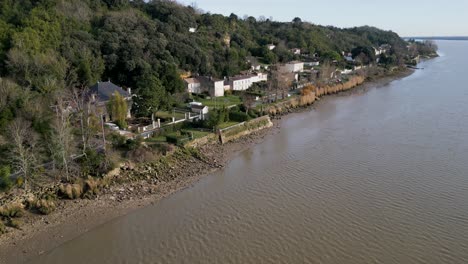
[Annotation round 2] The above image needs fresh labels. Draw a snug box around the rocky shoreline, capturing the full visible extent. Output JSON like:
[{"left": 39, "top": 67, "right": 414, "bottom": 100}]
[
  {"left": 0, "top": 67, "right": 415, "bottom": 264},
  {"left": 0, "top": 122, "right": 280, "bottom": 264}
]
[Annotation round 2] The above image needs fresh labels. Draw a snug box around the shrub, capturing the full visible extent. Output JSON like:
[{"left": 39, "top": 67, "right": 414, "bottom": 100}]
[
  {"left": 0, "top": 204, "right": 24, "bottom": 218},
  {"left": 0, "top": 166, "right": 12, "bottom": 192},
  {"left": 248, "top": 109, "right": 259, "bottom": 118},
  {"left": 35, "top": 199, "right": 56, "bottom": 215},
  {"left": 0, "top": 221, "right": 5, "bottom": 234},
  {"left": 166, "top": 133, "right": 189, "bottom": 146},
  {"left": 151, "top": 143, "right": 174, "bottom": 155},
  {"left": 59, "top": 183, "right": 83, "bottom": 199},
  {"left": 16, "top": 177, "right": 24, "bottom": 188},
  {"left": 83, "top": 177, "right": 100, "bottom": 199},
  {"left": 229, "top": 111, "right": 250, "bottom": 122},
  {"left": 126, "top": 146, "right": 158, "bottom": 163},
  {"left": 6, "top": 218, "right": 21, "bottom": 229},
  {"left": 78, "top": 149, "right": 116, "bottom": 177},
  {"left": 109, "top": 133, "right": 127, "bottom": 148}
]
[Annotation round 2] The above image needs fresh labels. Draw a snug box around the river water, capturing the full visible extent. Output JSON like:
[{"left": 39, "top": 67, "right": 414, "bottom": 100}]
[{"left": 30, "top": 41, "right": 468, "bottom": 264}]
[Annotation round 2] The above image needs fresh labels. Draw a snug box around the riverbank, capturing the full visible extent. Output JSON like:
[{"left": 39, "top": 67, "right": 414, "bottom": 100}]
[{"left": 0, "top": 67, "right": 414, "bottom": 264}]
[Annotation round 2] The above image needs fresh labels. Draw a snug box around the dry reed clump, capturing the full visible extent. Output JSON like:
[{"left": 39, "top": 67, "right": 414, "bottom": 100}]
[
  {"left": 83, "top": 177, "right": 100, "bottom": 199},
  {"left": 288, "top": 98, "right": 299, "bottom": 108},
  {"left": 268, "top": 107, "right": 277, "bottom": 116},
  {"left": 0, "top": 203, "right": 24, "bottom": 218},
  {"left": 299, "top": 93, "right": 315, "bottom": 106},
  {"left": 34, "top": 199, "right": 56, "bottom": 215},
  {"left": 0, "top": 221, "right": 6, "bottom": 234},
  {"left": 59, "top": 183, "right": 83, "bottom": 199},
  {"left": 275, "top": 106, "right": 283, "bottom": 115},
  {"left": 5, "top": 218, "right": 21, "bottom": 229}
]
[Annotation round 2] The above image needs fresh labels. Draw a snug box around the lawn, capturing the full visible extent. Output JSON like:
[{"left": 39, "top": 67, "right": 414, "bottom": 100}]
[
  {"left": 145, "top": 135, "right": 167, "bottom": 143},
  {"left": 195, "top": 95, "right": 242, "bottom": 109},
  {"left": 218, "top": 121, "right": 241, "bottom": 129},
  {"left": 155, "top": 110, "right": 186, "bottom": 120},
  {"left": 184, "top": 129, "right": 211, "bottom": 139}
]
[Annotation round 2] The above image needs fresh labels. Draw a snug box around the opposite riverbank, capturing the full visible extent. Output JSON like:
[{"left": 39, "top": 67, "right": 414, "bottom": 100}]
[{"left": 0, "top": 67, "right": 414, "bottom": 264}]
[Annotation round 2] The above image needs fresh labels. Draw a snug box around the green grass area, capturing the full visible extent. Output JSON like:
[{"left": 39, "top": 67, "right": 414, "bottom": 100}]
[
  {"left": 155, "top": 111, "right": 185, "bottom": 120},
  {"left": 218, "top": 121, "right": 241, "bottom": 129},
  {"left": 183, "top": 129, "right": 211, "bottom": 139},
  {"left": 145, "top": 135, "right": 167, "bottom": 143},
  {"left": 195, "top": 95, "right": 242, "bottom": 109}
]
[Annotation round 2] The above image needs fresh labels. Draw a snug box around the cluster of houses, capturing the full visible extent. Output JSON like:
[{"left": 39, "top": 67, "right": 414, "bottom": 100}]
[
  {"left": 343, "top": 44, "right": 391, "bottom": 63},
  {"left": 183, "top": 61, "right": 308, "bottom": 98}
]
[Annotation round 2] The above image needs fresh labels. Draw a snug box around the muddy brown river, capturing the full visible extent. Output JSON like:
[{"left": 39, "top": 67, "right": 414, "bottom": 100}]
[{"left": 30, "top": 41, "right": 468, "bottom": 264}]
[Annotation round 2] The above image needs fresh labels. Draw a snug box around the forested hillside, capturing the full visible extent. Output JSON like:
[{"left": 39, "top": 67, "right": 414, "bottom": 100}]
[{"left": 0, "top": 0, "right": 414, "bottom": 178}]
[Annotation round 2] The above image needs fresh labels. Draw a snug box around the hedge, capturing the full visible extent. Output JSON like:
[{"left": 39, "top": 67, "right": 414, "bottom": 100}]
[{"left": 229, "top": 111, "right": 250, "bottom": 122}]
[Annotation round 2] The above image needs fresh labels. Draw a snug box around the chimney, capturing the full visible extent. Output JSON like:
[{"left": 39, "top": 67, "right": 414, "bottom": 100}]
[{"left": 127, "top": 88, "right": 131, "bottom": 95}]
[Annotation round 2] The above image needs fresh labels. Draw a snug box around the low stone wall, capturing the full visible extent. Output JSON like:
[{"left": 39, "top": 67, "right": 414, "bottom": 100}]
[
  {"left": 219, "top": 116, "right": 273, "bottom": 144},
  {"left": 184, "top": 133, "right": 219, "bottom": 148}
]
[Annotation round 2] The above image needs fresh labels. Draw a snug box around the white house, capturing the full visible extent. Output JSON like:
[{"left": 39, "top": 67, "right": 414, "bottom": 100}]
[
  {"left": 189, "top": 27, "right": 197, "bottom": 33},
  {"left": 340, "top": 69, "right": 353, "bottom": 75},
  {"left": 279, "top": 61, "right": 304, "bottom": 73},
  {"left": 344, "top": 52, "right": 354, "bottom": 62},
  {"left": 291, "top": 48, "right": 301, "bottom": 55},
  {"left": 304, "top": 61, "right": 320, "bottom": 67},
  {"left": 267, "top": 44, "right": 276, "bottom": 50},
  {"left": 184, "top": 78, "right": 202, "bottom": 94},
  {"left": 251, "top": 63, "right": 261, "bottom": 71},
  {"left": 251, "top": 72, "right": 268, "bottom": 82},
  {"left": 190, "top": 104, "right": 209, "bottom": 120},
  {"left": 226, "top": 72, "right": 268, "bottom": 91},
  {"left": 184, "top": 76, "right": 224, "bottom": 97},
  {"left": 230, "top": 75, "right": 253, "bottom": 91}
]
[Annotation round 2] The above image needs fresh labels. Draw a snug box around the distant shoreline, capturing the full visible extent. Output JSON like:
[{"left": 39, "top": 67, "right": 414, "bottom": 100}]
[{"left": 404, "top": 36, "right": 468, "bottom": 41}]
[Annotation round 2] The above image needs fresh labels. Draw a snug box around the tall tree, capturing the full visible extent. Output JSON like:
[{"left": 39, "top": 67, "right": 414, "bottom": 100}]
[
  {"left": 49, "top": 93, "right": 75, "bottom": 181},
  {"left": 107, "top": 92, "right": 128, "bottom": 128},
  {"left": 7, "top": 118, "right": 38, "bottom": 190},
  {"left": 133, "top": 74, "right": 167, "bottom": 117}
]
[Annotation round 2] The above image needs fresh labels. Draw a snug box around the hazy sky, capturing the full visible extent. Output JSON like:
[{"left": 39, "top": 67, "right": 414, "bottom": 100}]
[{"left": 179, "top": 0, "right": 468, "bottom": 37}]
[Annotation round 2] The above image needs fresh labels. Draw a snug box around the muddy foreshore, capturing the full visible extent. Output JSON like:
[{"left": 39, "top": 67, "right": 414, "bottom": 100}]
[{"left": 0, "top": 68, "right": 414, "bottom": 264}]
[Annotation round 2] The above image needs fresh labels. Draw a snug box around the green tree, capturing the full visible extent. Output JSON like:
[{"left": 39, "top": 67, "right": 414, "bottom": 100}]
[
  {"left": 159, "top": 63, "right": 184, "bottom": 94},
  {"left": 0, "top": 166, "right": 12, "bottom": 192},
  {"left": 133, "top": 74, "right": 167, "bottom": 117},
  {"left": 107, "top": 92, "right": 128, "bottom": 128}
]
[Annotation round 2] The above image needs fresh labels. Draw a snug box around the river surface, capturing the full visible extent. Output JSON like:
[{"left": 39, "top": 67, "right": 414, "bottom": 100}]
[{"left": 30, "top": 41, "right": 468, "bottom": 264}]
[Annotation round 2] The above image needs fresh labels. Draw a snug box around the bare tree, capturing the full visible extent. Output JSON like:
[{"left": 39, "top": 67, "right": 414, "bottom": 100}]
[
  {"left": 265, "top": 67, "right": 279, "bottom": 103},
  {"left": 319, "top": 61, "right": 336, "bottom": 83},
  {"left": 278, "top": 72, "right": 292, "bottom": 100},
  {"left": 241, "top": 92, "right": 255, "bottom": 113},
  {"left": 50, "top": 92, "right": 75, "bottom": 181},
  {"left": 71, "top": 86, "right": 97, "bottom": 156},
  {"left": 7, "top": 118, "right": 38, "bottom": 190}
]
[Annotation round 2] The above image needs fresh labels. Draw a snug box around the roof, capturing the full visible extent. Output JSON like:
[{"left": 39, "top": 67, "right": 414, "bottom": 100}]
[
  {"left": 89, "top": 81, "right": 130, "bottom": 102},
  {"left": 287, "top": 61, "right": 304, "bottom": 65},
  {"left": 230, "top": 75, "right": 255, "bottom": 81},
  {"left": 185, "top": 76, "right": 223, "bottom": 84},
  {"left": 184, "top": 78, "right": 200, "bottom": 84},
  {"left": 191, "top": 104, "right": 208, "bottom": 110}
]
